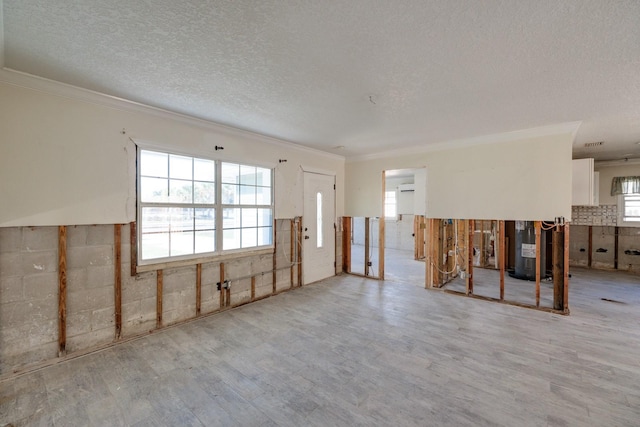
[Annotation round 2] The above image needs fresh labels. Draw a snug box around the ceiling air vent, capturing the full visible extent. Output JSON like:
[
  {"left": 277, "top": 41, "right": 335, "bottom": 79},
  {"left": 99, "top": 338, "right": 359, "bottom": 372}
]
[{"left": 584, "top": 141, "right": 604, "bottom": 148}]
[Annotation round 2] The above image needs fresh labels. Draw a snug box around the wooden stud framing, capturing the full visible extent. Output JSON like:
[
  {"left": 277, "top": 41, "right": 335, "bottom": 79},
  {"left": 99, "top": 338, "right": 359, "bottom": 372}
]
[
  {"left": 587, "top": 225, "right": 593, "bottom": 268},
  {"left": 535, "top": 221, "right": 541, "bottom": 308},
  {"left": 479, "top": 220, "right": 485, "bottom": 268},
  {"left": 130, "top": 221, "right": 137, "bottom": 276},
  {"left": 564, "top": 223, "right": 570, "bottom": 312},
  {"left": 219, "top": 262, "right": 225, "bottom": 308},
  {"left": 196, "top": 263, "right": 202, "bottom": 316},
  {"left": 273, "top": 218, "right": 277, "bottom": 294},
  {"left": 156, "top": 269, "right": 163, "bottom": 328},
  {"left": 251, "top": 276, "right": 256, "bottom": 301},
  {"left": 614, "top": 226, "right": 619, "bottom": 270},
  {"left": 114, "top": 224, "right": 122, "bottom": 339},
  {"left": 466, "top": 220, "right": 474, "bottom": 295},
  {"left": 297, "top": 218, "right": 303, "bottom": 286},
  {"left": 364, "top": 217, "right": 370, "bottom": 276},
  {"left": 342, "top": 217, "right": 352, "bottom": 273},
  {"left": 292, "top": 219, "right": 295, "bottom": 288},
  {"left": 379, "top": 171, "right": 385, "bottom": 280},
  {"left": 58, "top": 226, "right": 67, "bottom": 356},
  {"left": 552, "top": 226, "right": 563, "bottom": 311},
  {"left": 499, "top": 220, "right": 505, "bottom": 301}
]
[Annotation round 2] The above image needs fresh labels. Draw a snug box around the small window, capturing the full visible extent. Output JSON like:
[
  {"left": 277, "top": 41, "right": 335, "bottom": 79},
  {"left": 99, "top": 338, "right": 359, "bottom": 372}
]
[
  {"left": 138, "top": 148, "right": 273, "bottom": 264},
  {"left": 384, "top": 190, "right": 397, "bottom": 219},
  {"left": 622, "top": 194, "right": 640, "bottom": 222}
]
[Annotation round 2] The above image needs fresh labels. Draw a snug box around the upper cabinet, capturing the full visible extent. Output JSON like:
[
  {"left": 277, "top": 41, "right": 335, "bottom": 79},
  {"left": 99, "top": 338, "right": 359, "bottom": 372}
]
[{"left": 572, "top": 158, "right": 599, "bottom": 206}]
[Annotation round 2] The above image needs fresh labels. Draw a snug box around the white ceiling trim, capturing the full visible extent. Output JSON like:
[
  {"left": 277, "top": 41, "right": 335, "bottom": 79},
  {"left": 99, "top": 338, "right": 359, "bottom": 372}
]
[
  {"left": 347, "top": 121, "right": 582, "bottom": 163},
  {"left": 0, "top": 67, "right": 345, "bottom": 162},
  {"left": 595, "top": 158, "right": 640, "bottom": 168}
]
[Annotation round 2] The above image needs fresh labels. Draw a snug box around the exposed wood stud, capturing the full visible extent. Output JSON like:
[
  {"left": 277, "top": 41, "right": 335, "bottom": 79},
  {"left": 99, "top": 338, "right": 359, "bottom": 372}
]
[
  {"left": 379, "top": 171, "right": 385, "bottom": 280},
  {"left": 364, "top": 217, "right": 370, "bottom": 277},
  {"left": 553, "top": 226, "right": 564, "bottom": 311},
  {"left": 535, "top": 221, "right": 541, "bottom": 308},
  {"left": 564, "top": 224, "right": 570, "bottom": 313},
  {"left": 273, "top": 218, "right": 277, "bottom": 294},
  {"left": 614, "top": 226, "right": 619, "bottom": 270},
  {"left": 130, "top": 221, "right": 137, "bottom": 276},
  {"left": 156, "top": 269, "right": 163, "bottom": 328},
  {"left": 114, "top": 224, "right": 122, "bottom": 339},
  {"left": 467, "top": 220, "right": 474, "bottom": 295},
  {"left": 196, "top": 263, "right": 202, "bottom": 316},
  {"left": 297, "top": 218, "right": 303, "bottom": 286},
  {"left": 342, "top": 217, "right": 352, "bottom": 273},
  {"left": 219, "top": 262, "right": 225, "bottom": 308},
  {"left": 587, "top": 225, "right": 593, "bottom": 268},
  {"left": 251, "top": 276, "right": 256, "bottom": 301},
  {"left": 58, "top": 226, "right": 67, "bottom": 357},
  {"left": 290, "top": 219, "right": 294, "bottom": 287},
  {"left": 499, "top": 220, "right": 505, "bottom": 301}
]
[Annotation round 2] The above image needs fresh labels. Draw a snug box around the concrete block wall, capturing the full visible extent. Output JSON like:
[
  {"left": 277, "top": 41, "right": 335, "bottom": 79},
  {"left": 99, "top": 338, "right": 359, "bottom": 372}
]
[
  {"left": 0, "top": 218, "right": 320, "bottom": 377},
  {"left": 569, "top": 225, "right": 640, "bottom": 273},
  {"left": 0, "top": 227, "right": 59, "bottom": 374}
]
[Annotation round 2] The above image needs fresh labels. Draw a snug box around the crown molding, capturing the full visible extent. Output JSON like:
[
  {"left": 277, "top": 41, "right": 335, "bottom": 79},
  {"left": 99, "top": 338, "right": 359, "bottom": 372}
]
[
  {"left": 346, "top": 121, "right": 582, "bottom": 163},
  {"left": 0, "top": 67, "right": 345, "bottom": 162}
]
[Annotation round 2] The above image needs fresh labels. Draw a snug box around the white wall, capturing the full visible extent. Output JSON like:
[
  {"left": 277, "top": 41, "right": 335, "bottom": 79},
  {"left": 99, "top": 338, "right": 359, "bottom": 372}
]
[
  {"left": 346, "top": 133, "right": 574, "bottom": 220},
  {"left": 0, "top": 79, "right": 345, "bottom": 226}
]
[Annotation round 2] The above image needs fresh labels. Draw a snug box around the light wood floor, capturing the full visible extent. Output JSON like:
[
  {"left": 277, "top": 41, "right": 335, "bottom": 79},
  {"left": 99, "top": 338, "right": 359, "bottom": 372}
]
[{"left": 1, "top": 268, "right": 639, "bottom": 426}]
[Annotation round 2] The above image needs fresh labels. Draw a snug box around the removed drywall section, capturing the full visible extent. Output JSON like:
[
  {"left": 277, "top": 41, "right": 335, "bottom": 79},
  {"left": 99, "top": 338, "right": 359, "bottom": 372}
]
[{"left": 345, "top": 132, "right": 573, "bottom": 220}]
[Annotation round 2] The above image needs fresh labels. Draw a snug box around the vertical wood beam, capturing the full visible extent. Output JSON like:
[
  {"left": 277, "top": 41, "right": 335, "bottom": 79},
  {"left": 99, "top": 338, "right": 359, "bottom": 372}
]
[
  {"left": 535, "top": 221, "right": 541, "bottom": 307},
  {"left": 273, "top": 218, "right": 277, "bottom": 294},
  {"left": 564, "top": 224, "right": 570, "bottom": 312},
  {"left": 499, "top": 220, "right": 505, "bottom": 301},
  {"left": 379, "top": 171, "right": 385, "bottom": 280},
  {"left": 114, "top": 224, "right": 122, "bottom": 339},
  {"left": 251, "top": 276, "right": 256, "bottom": 301},
  {"left": 219, "top": 262, "right": 225, "bottom": 308},
  {"left": 290, "top": 219, "right": 295, "bottom": 287},
  {"left": 466, "top": 220, "right": 474, "bottom": 295},
  {"left": 156, "top": 269, "right": 163, "bottom": 328},
  {"left": 196, "top": 263, "right": 202, "bottom": 316},
  {"left": 479, "top": 220, "right": 485, "bottom": 268},
  {"left": 342, "top": 217, "right": 352, "bottom": 273},
  {"left": 425, "top": 218, "right": 430, "bottom": 289},
  {"left": 129, "top": 221, "right": 137, "bottom": 276},
  {"left": 58, "top": 226, "right": 67, "bottom": 356},
  {"left": 297, "top": 218, "right": 303, "bottom": 286},
  {"left": 552, "top": 226, "right": 564, "bottom": 311},
  {"left": 364, "top": 217, "right": 370, "bottom": 276},
  {"left": 587, "top": 225, "right": 593, "bottom": 268},
  {"left": 614, "top": 226, "right": 619, "bottom": 270}
]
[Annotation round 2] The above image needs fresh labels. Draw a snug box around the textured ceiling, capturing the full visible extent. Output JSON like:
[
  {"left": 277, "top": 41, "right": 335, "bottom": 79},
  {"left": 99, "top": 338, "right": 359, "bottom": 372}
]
[{"left": 2, "top": 0, "right": 640, "bottom": 160}]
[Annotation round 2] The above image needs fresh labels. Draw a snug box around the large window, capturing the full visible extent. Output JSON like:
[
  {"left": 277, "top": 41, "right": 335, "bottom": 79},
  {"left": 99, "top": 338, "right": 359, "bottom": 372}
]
[
  {"left": 622, "top": 194, "right": 640, "bottom": 222},
  {"left": 138, "top": 149, "right": 273, "bottom": 263},
  {"left": 384, "top": 190, "right": 397, "bottom": 219}
]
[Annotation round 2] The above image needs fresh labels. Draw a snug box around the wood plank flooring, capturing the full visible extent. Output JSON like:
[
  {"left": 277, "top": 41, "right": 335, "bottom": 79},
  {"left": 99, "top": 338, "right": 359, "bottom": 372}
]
[{"left": 1, "top": 268, "right": 639, "bottom": 426}]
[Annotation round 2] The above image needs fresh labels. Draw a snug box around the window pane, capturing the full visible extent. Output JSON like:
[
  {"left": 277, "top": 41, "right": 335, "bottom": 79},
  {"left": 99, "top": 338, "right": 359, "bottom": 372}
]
[
  {"left": 223, "top": 208, "right": 241, "bottom": 229},
  {"left": 240, "top": 185, "right": 256, "bottom": 204},
  {"left": 317, "top": 192, "right": 323, "bottom": 248},
  {"left": 194, "top": 158, "right": 215, "bottom": 182},
  {"left": 169, "top": 208, "right": 193, "bottom": 233},
  {"left": 242, "top": 208, "right": 258, "bottom": 227},
  {"left": 170, "top": 154, "right": 192, "bottom": 180},
  {"left": 142, "top": 232, "right": 169, "bottom": 260},
  {"left": 256, "top": 167, "right": 271, "bottom": 187},
  {"left": 240, "top": 165, "right": 256, "bottom": 185},
  {"left": 169, "top": 208, "right": 194, "bottom": 256},
  {"left": 195, "top": 208, "right": 215, "bottom": 230},
  {"left": 223, "top": 229, "right": 240, "bottom": 250},
  {"left": 195, "top": 230, "right": 215, "bottom": 253},
  {"left": 222, "top": 163, "right": 239, "bottom": 184},
  {"left": 141, "top": 177, "right": 168, "bottom": 203},
  {"left": 258, "top": 227, "right": 272, "bottom": 246},
  {"left": 141, "top": 207, "right": 170, "bottom": 259},
  {"left": 169, "top": 179, "right": 193, "bottom": 203},
  {"left": 222, "top": 184, "right": 239, "bottom": 204},
  {"left": 256, "top": 186, "right": 271, "bottom": 205},
  {"left": 257, "top": 209, "right": 272, "bottom": 227},
  {"left": 242, "top": 228, "right": 258, "bottom": 248},
  {"left": 171, "top": 231, "right": 194, "bottom": 256},
  {"left": 141, "top": 150, "right": 168, "bottom": 178},
  {"left": 194, "top": 181, "right": 215, "bottom": 204}
]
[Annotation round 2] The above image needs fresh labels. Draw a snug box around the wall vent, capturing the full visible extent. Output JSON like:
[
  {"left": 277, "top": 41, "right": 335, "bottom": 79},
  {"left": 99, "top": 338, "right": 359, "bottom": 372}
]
[{"left": 584, "top": 141, "right": 604, "bottom": 148}]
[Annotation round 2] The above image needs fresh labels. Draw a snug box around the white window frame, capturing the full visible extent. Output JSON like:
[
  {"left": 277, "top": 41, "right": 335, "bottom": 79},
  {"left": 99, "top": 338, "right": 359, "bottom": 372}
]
[
  {"left": 384, "top": 190, "right": 398, "bottom": 220},
  {"left": 620, "top": 193, "right": 640, "bottom": 224},
  {"left": 137, "top": 147, "right": 274, "bottom": 266}
]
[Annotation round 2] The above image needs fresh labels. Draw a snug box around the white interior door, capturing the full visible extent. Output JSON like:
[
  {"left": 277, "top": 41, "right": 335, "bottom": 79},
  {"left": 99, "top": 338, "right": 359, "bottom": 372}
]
[{"left": 303, "top": 172, "right": 336, "bottom": 285}]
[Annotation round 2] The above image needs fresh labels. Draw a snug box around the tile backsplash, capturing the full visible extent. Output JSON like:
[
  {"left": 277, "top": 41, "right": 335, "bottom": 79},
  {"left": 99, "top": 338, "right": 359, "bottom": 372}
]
[{"left": 571, "top": 204, "right": 617, "bottom": 226}]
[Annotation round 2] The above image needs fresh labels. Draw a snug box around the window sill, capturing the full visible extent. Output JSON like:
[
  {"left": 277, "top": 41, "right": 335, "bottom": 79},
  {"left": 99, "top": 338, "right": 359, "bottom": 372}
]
[{"left": 136, "top": 247, "right": 274, "bottom": 273}]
